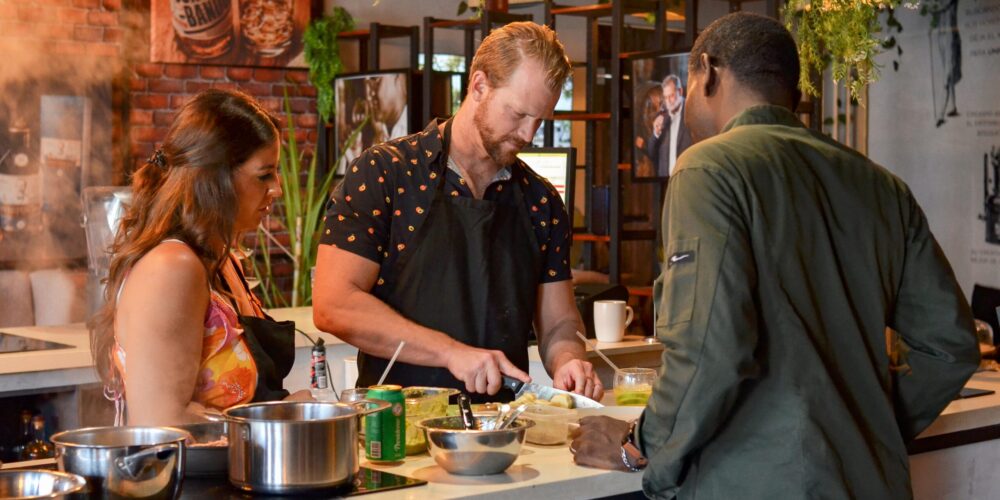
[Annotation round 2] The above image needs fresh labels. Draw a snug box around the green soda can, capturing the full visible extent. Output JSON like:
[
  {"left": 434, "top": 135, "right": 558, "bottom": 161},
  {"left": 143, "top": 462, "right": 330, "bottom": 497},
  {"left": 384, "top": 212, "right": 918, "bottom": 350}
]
[{"left": 365, "top": 384, "right": 405, "bottom": 462}]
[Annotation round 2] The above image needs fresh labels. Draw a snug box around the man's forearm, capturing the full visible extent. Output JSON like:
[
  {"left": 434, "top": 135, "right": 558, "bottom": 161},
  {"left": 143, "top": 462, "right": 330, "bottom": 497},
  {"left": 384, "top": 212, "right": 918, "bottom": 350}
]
[
  {"left": 316, "top": 287, "right": 463, "bottom": 369},
  {"left": 538, "top": 317, "right": 587, "bottom": 375}
]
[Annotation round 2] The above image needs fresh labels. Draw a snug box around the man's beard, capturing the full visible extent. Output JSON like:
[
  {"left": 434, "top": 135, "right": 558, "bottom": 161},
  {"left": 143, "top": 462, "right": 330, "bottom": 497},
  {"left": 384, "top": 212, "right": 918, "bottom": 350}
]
[
  {"left": 666, "top": 95, "right": 684, "bottom": 115},
  {"left": 473, "top": 95, "right": 530, "bottom": 166}
]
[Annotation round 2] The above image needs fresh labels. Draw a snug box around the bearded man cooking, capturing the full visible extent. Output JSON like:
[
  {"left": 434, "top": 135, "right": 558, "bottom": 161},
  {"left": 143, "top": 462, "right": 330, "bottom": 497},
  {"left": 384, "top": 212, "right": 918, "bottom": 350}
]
[{"left": 314, "top": 22, "right": 603, "bottom": 403}]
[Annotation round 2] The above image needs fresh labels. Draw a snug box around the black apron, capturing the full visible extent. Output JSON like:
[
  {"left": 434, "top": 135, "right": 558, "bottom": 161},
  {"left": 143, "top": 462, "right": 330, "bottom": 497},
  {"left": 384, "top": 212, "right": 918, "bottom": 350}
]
[
  {"left": 356, "top": 120, "right": 543, "bottom": 403},
  {"left": 225, "top": 257, "right": 296, "bottom": 402}
]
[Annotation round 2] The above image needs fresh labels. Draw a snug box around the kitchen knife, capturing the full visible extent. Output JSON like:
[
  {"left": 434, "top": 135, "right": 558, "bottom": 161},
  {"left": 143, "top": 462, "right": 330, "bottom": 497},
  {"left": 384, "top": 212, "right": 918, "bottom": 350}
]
[
  {"left": 501, "top": 376, "right": 604, "bottom": 409},
  {"left": 458, "top": 393, "right": 477, "bottom": 430}
]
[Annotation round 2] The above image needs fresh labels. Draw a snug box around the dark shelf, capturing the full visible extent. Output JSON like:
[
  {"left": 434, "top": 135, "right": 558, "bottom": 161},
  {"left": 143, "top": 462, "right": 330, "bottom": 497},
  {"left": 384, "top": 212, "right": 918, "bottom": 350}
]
[
  {"left": 627, "top": 286, "right": 654, "bottom": 297},
  {"left": 428, "top": 18, "right": 481, "bottom": 29},
  {"left": 550, "top": 1, "right": 660, "bottom": 17},
  {"left": 553, "top": 111, "right": 611, "bottom": 121},
  {"left": 339, "top": 25, "right": 416, "bottom": 40},
  {"left": 574, "top": 233, "right": 612, "bottom": 243},
  {"left": 622, "top": 229, "right": 657, "bottom": 241}
]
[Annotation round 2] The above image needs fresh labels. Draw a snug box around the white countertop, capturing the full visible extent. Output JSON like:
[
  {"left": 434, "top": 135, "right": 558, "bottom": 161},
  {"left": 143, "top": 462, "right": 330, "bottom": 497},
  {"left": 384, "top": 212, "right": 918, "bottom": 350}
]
[
  {"left": 1, "top": 425, "right": 646, "bottom": 499},
  {"left": 362, "top": 441, "right": 642, "bottom": 499},
  {"left": 916, "top": 370, "right": 1000, "bottom": 438},
  {"left": 0, "top": 307, "right": 662, "bottom": 376},
  {"left": 7, "top": 309, "right": 995, "bottom": 440}
]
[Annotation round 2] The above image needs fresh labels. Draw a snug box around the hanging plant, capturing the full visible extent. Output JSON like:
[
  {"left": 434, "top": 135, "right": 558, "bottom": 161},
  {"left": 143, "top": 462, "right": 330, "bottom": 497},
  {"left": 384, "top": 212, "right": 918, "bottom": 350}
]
[
  {"left": 304, "top": 7, "right": 355, "bottom": 124},
  {"left": 783, "top": 0, "right": 916, "bottom": 101}
]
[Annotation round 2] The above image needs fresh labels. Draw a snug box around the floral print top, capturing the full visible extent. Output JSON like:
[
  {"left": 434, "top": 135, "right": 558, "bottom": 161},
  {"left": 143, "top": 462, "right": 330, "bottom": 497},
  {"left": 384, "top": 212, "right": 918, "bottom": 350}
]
[
  {"left": 113, "top": 289, "right": 257, "bottom": 411},
  {"left": 320, "top": 119, "right": 572, "bottom": 290}
]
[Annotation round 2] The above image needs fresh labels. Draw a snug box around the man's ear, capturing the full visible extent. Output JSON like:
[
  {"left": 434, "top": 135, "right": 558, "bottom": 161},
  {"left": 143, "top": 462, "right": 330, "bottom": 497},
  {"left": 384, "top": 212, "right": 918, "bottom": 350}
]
[
  {"left": 700, "top": 53, "right": 719, "bottom": 98},
  {"left": 468, "top": 70, "right": 491, "bottom": 102}
]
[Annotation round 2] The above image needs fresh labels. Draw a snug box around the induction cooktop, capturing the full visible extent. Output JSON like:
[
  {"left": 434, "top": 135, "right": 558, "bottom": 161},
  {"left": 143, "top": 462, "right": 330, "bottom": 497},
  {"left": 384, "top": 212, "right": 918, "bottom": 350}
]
[
  {"left": 5, "top": 460, "right": 427, "bottom": 498},
  {"left": 0, "top": 332, "right": 74, "bottom": 354},
  {"left": 179, "top": 466, "right": 427, "bottom": 498}
]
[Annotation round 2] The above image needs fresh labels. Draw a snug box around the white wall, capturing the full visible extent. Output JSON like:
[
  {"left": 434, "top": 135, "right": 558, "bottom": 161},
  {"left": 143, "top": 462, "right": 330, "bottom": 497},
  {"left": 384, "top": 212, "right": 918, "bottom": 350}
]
[{"left": 868, "top": 2, "right": 1000, "bottom": 297}]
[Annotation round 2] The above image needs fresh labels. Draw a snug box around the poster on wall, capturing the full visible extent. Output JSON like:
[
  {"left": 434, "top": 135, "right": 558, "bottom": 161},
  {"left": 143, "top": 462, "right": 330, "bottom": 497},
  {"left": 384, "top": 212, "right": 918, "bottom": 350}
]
[
  {"left": 868, "top": 0, "right": 1000, "bottom": 297},
  {"left": 629, "top": 51, "right": 692, "bottom": 182},
  {"left": 334, "top": 71, "right": 412, "bottom": 175},
  {"left": 151, "top": 0, "right": 310, "bottom": 67}
]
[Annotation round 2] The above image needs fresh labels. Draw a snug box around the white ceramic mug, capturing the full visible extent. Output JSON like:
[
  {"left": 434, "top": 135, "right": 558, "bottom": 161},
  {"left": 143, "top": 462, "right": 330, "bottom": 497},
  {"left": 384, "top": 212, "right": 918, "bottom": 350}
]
[{"left": 593, "top": 300, "right": 634, "bottom": 343}]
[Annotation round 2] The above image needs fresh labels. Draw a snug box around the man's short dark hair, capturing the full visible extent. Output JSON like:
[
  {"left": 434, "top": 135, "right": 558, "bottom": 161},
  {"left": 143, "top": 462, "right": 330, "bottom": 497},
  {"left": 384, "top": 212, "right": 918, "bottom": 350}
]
[{"left": 689, "top": 12, "right": 800, "bottom": 104}]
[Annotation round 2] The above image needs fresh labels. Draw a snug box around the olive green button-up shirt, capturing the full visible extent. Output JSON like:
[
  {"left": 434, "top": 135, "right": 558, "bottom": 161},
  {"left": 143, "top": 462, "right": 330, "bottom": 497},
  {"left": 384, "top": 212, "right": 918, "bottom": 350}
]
[{"left": 642, "top": 105, "right": 979, "bottom": 499}]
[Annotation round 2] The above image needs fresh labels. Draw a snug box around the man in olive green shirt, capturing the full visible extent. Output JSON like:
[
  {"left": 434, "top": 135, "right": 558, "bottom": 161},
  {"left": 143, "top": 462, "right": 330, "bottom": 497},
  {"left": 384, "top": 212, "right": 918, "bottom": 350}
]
[{"left": 572, "top": 13, "right": 979, "bottom": 499}]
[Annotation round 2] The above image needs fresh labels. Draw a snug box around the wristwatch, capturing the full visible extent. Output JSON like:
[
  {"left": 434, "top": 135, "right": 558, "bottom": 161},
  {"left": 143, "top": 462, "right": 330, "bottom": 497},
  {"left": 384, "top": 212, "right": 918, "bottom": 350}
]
[{"left": 621, "top": 420, "right": 648, "bottom": 472}]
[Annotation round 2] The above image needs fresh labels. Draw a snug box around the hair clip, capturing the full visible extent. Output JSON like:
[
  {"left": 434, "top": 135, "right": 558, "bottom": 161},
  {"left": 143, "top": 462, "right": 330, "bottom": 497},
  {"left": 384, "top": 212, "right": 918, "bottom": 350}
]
[{"left": 148, "top": 149, "right": 167, "bottom": 169}]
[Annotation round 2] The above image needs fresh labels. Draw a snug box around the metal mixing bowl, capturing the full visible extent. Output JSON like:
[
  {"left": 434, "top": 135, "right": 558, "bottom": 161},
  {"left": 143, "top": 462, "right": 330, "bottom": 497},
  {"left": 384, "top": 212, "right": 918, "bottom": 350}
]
[
  {"left": 403, "top": 387, "right": 459, "bottom": 455},
  {"left": 417, "top": 416, "right": 533, "bottom": 475},
  {"left": 0, "top": 469, "right": 86, "bottom": 499}
]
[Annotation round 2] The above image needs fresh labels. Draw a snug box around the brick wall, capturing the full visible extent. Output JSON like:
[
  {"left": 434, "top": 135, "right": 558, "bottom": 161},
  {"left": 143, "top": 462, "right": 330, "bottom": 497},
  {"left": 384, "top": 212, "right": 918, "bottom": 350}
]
[
  {"left": 0, "top": 0, "right": 319, "bottom": 303},
  {"left": 128, "top": 65, "right": 319, "bottom": 171},
  {"left": 0, "top": 0, "right": 123, "bottom": 58}
]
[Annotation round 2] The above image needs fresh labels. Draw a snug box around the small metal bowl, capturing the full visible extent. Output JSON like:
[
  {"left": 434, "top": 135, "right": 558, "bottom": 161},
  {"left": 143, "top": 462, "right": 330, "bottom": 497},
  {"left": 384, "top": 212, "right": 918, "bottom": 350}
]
[
  {"left": 0, "top": 469, "right": 86, "bottom": 499},
  {"left": 417, "top": 416, "right": 533, "bottom": 476}
]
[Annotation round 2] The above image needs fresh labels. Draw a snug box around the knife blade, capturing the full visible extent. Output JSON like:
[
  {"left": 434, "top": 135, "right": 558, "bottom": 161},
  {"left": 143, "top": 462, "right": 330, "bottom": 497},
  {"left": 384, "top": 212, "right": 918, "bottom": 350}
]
[{"left": 501, "top": 376, "right": 604, "bottom": 409}]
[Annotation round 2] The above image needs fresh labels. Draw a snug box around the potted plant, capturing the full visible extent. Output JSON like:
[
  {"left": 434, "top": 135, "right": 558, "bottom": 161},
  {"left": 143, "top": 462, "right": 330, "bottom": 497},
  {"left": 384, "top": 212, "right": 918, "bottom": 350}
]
[
  {"left": 304, "top": 7, "right": 355, "bottom": 124},
  {"left": 251, "top": 94, "right": 365, "bottom": 308},
  {"left": 248, "top": 6, "right": 361, "bottom": 307}
]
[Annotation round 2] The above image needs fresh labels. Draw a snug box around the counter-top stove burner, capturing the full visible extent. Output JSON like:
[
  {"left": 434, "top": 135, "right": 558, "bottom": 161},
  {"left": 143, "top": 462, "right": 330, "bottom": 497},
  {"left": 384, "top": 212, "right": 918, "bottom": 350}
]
[
  {"left": 0, "top": 332, "right": 74, "bottom": 353},
  {"left": 181, "top": 467, "right": 427, "bottom": 498},
  {"left": 2, "top": 461, "right": 427, "bottom": 498}
]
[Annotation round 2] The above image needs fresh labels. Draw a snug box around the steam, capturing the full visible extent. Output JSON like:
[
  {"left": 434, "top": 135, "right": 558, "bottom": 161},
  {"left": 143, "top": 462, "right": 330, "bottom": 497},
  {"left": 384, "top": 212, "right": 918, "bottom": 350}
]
[{"left": 0, "top": 5, "right": 147, "bottom": 321}]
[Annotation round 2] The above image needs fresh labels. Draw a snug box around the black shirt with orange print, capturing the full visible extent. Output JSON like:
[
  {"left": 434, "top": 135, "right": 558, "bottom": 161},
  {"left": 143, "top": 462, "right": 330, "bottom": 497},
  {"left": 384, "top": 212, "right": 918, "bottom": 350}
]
[{"left": 320, "top": 120, "right": 572, "bottom": 292}]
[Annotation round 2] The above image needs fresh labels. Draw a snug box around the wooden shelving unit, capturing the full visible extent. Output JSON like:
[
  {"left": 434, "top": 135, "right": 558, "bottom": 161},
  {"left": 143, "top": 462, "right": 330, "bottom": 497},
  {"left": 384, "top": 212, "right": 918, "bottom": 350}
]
[
  {"left": 421, "top": 10, "right": 533, "bottom": 124},
  {"left": 544, "top": 0, "right": 674, "bottom": 284}
]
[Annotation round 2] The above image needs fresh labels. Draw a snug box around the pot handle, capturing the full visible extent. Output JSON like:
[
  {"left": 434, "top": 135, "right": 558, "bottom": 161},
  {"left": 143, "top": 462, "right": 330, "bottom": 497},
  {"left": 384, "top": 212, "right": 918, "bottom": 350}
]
[
  {"left": 114, "top": 442, "right": 184, "bottom": 481},
  {"left": 347, "top": 398, "right": 392, "bottom": 416},
  {"left": 200, "top": 408, "right": 227, "bottom": 423}
]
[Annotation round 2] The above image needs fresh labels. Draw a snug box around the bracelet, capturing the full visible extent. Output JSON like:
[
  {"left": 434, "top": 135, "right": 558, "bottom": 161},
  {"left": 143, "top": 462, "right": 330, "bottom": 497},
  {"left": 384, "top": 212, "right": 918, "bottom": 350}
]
[
  {"left": 620, "top": 442, "right": 648, "bottom": 472},
  {"left": 620, "top": 420, "right": 647, "bottom": 472}
]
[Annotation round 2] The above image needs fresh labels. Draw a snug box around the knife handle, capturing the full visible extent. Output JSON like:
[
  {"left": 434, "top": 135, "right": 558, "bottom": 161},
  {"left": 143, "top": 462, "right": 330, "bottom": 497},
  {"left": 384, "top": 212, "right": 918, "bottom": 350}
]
[
  {"left": 501, "top": 376, "right": 524, "bottom": 394},
  {"left": 458, "top": 393, "right": 477, "bottom": 430}
]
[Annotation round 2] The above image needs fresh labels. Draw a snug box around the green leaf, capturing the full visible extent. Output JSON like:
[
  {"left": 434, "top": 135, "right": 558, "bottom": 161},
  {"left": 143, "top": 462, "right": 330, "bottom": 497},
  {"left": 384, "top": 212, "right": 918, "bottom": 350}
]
[
  {"left": 304, "top": 7, "right": 355, "bottom": 124},
  {"left": 458, "top": 1, "right": 468, "bottom": 16}
]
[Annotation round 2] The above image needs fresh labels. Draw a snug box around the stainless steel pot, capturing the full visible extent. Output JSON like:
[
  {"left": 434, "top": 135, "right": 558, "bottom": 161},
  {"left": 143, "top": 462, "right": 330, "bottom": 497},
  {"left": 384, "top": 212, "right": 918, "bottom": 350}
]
[
  {"left": 49, "top": 426, "right": 187, "bottom": 499},
  {"left": 0, "top": 469, "right": 87, "bottom": 499},
  {"left": 222, "top": 400, "right": 389, "bottom": 494},
  {"left": 168, "top": 421, "right": 228, "bottom": 478}
]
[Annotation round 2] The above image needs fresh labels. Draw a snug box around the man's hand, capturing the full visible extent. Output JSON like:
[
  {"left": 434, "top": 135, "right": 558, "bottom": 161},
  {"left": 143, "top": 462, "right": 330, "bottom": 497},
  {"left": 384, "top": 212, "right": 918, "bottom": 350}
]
[
  {"left": 552, "top": 358, "right": 604, "bottom": 401},
  {"left": 447, "top": 345, "right": 530, "bottom": 395},
  {"left": 570, "top": 416, "right": 631, "bottom": 470},
  {"left": 653, "top": 115, "right": 665, "bottom": 137}
]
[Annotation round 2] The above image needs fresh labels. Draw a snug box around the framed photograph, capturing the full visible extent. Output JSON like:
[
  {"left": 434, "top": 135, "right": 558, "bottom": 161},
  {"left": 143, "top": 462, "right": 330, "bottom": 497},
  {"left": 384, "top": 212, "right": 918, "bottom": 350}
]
[
  {"left": 629, "top": 51, "right": 692, "bottom": 182},
  {"left": 151, "top": 0, "right": 311, "bottom": 67},
  {"left": 333, "top": 70, "right": 413, "bottom": 175}
]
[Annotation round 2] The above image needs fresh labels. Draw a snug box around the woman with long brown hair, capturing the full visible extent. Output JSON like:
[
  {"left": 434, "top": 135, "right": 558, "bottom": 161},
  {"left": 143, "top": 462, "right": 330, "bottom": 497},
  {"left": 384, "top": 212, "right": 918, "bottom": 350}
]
[{"left": 91, "top": 89, "right": 310, "bottom": 426}]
